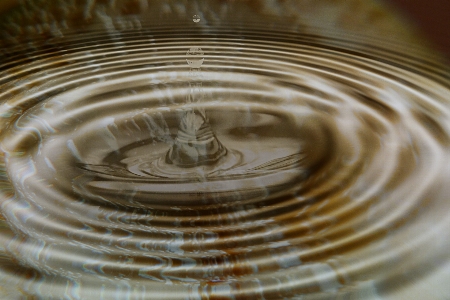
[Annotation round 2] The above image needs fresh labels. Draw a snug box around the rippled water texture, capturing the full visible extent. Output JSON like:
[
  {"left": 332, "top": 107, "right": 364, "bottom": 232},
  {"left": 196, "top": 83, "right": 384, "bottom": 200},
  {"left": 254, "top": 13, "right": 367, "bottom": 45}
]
[{"left": 0, "top": 1, "right": 450, "bottom": 299}]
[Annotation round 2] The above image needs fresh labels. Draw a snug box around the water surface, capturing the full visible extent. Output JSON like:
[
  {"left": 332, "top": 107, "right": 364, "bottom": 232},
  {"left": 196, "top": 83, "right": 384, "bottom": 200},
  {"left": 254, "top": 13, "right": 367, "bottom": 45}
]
[{"left": 0, "top": 1, "right": 450, "bottom": 299}]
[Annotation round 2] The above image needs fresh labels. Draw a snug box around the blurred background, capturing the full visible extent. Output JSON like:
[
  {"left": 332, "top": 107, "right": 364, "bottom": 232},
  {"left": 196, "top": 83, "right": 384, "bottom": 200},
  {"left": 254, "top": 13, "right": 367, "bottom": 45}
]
[
  {"left": 0, "top": 0, "right": 449, "bottom": 61},
  {"left": 388, "top": 0, "right": 450, "bottom": 60}
]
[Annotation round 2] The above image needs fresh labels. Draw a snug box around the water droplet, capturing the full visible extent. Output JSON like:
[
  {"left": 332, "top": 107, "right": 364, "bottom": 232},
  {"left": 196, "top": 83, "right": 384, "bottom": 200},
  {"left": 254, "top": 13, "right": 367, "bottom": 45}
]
[
  {"left": 193, "top": 15, "right": 200, "bottom": 23},
  {"left": 186, "top": 47, "right": 204, "bottom": 69}
]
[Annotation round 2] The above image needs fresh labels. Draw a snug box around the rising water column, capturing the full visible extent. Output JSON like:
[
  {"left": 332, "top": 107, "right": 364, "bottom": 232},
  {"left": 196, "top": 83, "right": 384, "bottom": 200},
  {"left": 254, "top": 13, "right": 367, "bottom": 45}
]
[{"left": 165, "top": 44, "right": 227, "bottom": 167}]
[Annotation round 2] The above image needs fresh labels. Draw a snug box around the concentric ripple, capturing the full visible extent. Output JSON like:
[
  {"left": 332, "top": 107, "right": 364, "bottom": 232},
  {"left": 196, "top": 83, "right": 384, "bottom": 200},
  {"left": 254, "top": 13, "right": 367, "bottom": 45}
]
[{"left": 0, "top": 20, "right": 450, "bottom": 300}]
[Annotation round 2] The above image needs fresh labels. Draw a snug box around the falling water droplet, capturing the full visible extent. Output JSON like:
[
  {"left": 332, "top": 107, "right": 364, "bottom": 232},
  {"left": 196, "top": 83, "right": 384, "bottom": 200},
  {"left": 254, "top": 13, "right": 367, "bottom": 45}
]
[{"left": 193, "top": 14, "right": 200, "bottom": 23}]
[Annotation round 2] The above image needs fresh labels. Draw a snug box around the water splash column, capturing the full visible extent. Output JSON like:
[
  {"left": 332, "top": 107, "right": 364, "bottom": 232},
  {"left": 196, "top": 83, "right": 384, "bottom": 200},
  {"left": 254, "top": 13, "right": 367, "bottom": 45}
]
[{"left": 165, "top": 19, "right": 227, "bottom": 168}]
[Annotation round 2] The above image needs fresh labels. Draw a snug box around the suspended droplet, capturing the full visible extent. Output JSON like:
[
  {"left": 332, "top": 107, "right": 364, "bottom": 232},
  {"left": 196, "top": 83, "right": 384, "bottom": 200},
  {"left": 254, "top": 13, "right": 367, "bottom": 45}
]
[{"left": 193, "top": 14, "right": 200, "bottom": 23}]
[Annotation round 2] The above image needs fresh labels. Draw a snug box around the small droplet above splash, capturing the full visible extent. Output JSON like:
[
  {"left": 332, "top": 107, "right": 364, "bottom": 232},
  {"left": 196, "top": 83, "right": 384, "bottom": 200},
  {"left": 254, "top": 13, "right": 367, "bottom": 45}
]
[{"left": 193, "top": 14, "right": 200, "bottom": 23}]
